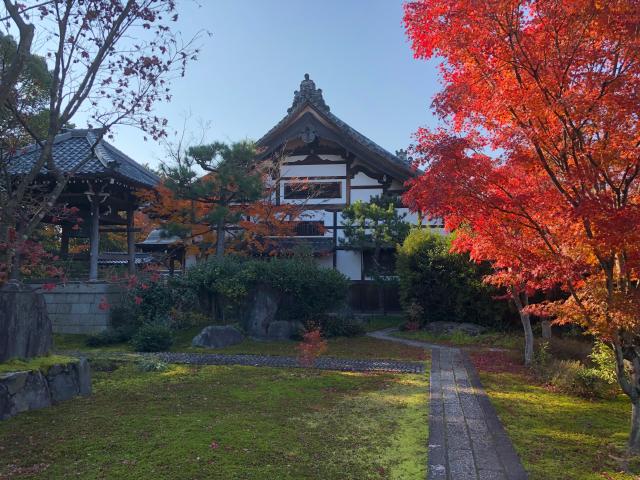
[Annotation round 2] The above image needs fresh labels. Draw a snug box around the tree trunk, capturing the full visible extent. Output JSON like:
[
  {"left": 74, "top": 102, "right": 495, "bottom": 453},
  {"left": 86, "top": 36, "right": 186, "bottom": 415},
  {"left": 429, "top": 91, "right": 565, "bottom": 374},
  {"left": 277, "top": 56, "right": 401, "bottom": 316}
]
[
  {"left": 613, "top": 339, "right": 640, "bottom": 454},
  {"left": 630, "top": 399, "right": 640, "bottom": 455},
  {"left": 215, "top": 218, "right": 225, "bottom": 259},
  {"left": 540, "top": 320, "right": 552, "bottom": 340},
  {"left": 510, "top": 287, "right": 534, "bottom": 366}
]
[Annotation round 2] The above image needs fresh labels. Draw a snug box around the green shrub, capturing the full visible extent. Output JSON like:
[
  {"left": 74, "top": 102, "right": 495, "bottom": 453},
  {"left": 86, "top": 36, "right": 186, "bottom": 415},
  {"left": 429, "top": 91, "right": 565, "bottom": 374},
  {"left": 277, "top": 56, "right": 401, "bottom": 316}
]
[
  {"left": 108, "top": 305, "right": 143, "bottom": 340},
  {"left": 532, "top": 341, "right": 618, "bottom": 399},
  {"left": 131, "top": 324, "right": 174, "bottom": 352},
  {"left": 396, "top": 229, "right": 510, "bottom": 328},
  {"left": 85, "top": 328, "right": 128, "bottom": 347},
  {"left": 182, "top": 256, "right": 350, "bottom": 324},
  {"left": 588, "top": 341, "right": 617, "bottom": 384},
  {"left": 263, "top": 258, "right": 349, "bottom": 323},
  {"left": 312, "top": 314, "right": 365, "bottom": 338},
  {"left": 169, "top": 310, "right": 209, "bottom": 330},
  {"left": 137, "top": 356, "right": 169, "bottom": 372}
]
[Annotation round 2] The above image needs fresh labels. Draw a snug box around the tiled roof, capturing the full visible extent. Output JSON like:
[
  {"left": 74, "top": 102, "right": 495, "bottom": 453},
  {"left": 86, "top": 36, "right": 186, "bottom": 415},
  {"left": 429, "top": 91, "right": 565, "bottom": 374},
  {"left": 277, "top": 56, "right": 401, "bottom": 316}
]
[
  {"left": 258, "top": 74, "right": 414, "bottom": 177},
  {"left": 9, "top": 129, "right": 159, "bottom": 188},
  {"left": 98, "top": 252, "right": 155, "bottom": 265}
]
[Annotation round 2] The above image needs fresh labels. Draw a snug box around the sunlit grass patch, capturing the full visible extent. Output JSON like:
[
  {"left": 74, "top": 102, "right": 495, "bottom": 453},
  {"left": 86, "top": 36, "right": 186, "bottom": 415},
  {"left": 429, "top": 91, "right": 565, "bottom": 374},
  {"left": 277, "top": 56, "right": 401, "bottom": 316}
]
[
  {"left": 0, "top": 363, "right": 429, "bottom": 479},
  {"left": 393, "top": 329, "right": 522, "bottom": 350},
  {"left": 480, "top": 370, "right": 638, "bottom": 480},
  {"left": 0, "top": 354, "right": 77, "bottom": 374}
]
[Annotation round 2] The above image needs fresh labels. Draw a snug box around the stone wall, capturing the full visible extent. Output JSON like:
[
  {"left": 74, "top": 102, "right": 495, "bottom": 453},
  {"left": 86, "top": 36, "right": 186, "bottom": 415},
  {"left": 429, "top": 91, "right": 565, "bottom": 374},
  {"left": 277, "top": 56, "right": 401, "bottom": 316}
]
[
  {"left": 0, "top": 284, "right": 52, "bottom": 362},
  {"left": 30, "top": 282, "right": 124, "bottom": 334},
  {"left": 0, "top": 358, "right": 91, "bottom": 421}
]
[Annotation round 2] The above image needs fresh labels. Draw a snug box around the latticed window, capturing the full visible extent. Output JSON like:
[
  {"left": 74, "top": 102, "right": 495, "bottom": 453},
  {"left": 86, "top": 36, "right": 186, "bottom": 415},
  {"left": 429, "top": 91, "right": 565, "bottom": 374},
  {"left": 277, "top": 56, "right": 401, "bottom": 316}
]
[
  {"left": 283, "top": 181, "right": 341, "bottom": 199},
  {"left": 293, "top": 221, "right": 325, "bottom": 236}
]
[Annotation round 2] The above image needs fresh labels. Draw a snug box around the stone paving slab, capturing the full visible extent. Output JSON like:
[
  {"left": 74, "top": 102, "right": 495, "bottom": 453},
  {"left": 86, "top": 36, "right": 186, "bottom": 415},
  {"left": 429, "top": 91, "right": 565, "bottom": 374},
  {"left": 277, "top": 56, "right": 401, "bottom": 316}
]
[{"left": 367, "top": 329, "right": 527, "bottom": 480}]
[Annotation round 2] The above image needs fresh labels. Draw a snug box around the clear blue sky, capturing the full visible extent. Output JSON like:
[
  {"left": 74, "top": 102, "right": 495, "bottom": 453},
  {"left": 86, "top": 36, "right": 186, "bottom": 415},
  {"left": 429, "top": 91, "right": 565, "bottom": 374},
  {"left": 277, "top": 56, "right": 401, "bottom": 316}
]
[{"left": 103, "top": 0, "right": 440, "bottom": 168}]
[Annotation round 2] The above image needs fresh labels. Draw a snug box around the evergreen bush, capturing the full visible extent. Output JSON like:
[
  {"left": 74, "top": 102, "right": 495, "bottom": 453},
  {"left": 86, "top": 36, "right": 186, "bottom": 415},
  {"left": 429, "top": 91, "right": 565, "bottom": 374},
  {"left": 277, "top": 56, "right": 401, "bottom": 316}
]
[
  {"left": 396, "top": 229, "right": 510, "bottom": 328},
  {"left": 131, "top": 324, "right": 174, "bottom": 352}
]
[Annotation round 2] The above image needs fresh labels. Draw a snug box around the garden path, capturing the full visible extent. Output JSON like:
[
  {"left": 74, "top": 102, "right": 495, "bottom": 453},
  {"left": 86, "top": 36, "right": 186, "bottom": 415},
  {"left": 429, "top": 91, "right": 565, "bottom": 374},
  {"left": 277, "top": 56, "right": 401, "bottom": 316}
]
[
  {"left": 154, "top": 351, "right": 425, "bottom": 373},
  {"left": 368, "top": 328, "right": 528, "bottom": 480}
]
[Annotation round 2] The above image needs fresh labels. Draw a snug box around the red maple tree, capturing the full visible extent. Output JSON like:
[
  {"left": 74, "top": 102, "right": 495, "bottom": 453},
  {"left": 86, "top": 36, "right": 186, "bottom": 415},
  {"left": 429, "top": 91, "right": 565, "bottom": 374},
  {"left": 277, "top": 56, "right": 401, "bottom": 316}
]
[{"left": 404, "top": 0, "right": 640, "bottom": 450}]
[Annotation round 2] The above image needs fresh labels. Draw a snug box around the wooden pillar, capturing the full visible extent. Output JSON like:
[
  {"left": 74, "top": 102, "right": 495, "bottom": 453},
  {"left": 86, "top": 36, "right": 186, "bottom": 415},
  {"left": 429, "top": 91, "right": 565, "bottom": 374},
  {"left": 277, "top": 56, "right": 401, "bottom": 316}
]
[
  {"left": 88, "top": 197, "right": 100, "bottom": 281},
  {"left": 168, "top": 250, "right": 175, "bottom": 277},
  {"left": 127, "top": 205, "right": 136, "bottom": 275},
  {"left": 60, "top": 224, "right": 70, "bottom": 259},
  {"left": 332, "top": 210, "right": 337, "bottom": 269}
]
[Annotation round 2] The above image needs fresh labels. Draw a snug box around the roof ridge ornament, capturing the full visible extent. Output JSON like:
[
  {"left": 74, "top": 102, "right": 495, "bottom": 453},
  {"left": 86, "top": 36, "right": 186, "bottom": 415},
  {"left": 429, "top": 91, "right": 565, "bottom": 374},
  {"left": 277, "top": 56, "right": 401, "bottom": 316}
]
[{"left": 288, "top": 73, "right": 330, "bottom": 114}]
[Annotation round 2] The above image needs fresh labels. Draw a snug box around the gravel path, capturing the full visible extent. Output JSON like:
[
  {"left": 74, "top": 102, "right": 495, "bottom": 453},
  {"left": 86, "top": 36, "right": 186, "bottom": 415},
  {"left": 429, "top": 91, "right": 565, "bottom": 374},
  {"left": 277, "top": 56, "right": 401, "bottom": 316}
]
[
  {"left": 61, "top": 349, "right": 425, "bottom": 374},
  {"left": 367, "top": 329, "right": 528, "bottom": 480},
  {"left": 154, "top": 351, "right": 425, "bottom": 373}
]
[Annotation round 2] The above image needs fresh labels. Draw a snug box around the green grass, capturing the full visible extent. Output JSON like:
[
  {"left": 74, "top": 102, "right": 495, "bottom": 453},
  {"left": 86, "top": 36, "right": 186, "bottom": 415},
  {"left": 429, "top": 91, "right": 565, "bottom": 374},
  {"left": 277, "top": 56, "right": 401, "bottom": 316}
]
[
  {"left": 393, "top": 329, "right": 522, "bottom": 350},
  {"left": 0, "top": 363, "right": 428, "bottom": 479},
  {"left": 54, "top": 329, "right": 428, "bottom": 362},
  {"left": 480, "top": 370, "right": 638, "bottom": 479},
  {"left": 0, "top": 354, "right": 77, "bottom": 374},
  {"left": 212, "top": 336, "right": 427, "bottom": 361},
  {"left": 359, "top": 315, "right": 405, "bottom": 332}
]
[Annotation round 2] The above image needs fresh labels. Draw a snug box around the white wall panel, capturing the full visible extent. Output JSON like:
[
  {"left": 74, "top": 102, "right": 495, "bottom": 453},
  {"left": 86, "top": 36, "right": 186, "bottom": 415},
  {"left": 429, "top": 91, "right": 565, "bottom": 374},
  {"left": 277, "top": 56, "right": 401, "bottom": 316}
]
[
  {"left": 281, "top": 163, "right": 346, "bottom": 178},
  {"left": 336, "top": 250, "right": 361, "bottom": 280},
  {"left": 351, "top": 188, "right": 383, "bottom": 203},
  {"left": 318, "top": 155, "right": 344, "bottom": 162},
  {"left": 351, "top": 171, "right": 381, "bottom": 187}
]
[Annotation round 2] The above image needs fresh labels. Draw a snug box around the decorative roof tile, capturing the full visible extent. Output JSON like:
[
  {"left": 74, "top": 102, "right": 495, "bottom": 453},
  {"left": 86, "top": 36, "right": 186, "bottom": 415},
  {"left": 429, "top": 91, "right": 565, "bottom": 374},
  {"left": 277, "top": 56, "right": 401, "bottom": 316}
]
[{"left": 9, "top": 129, "right": 159, "bottom": 188}]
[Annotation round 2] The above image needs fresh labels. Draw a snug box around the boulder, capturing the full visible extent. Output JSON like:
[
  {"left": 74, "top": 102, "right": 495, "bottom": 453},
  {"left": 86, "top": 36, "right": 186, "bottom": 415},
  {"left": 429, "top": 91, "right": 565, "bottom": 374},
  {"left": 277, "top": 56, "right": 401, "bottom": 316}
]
[
  {"left": 0, "top": 283, "right": 52, "bottom": 362},
  {"left": 77, "top": 358, "right": 92, "bottom": 396},
  {"left": 5, "top": 371, "right": 51, "bottom": 417},
  {"left": 266, "top": 321, "right": 299, "bottom": 340},
  {"left": 192, "top": 325, "right": 244, "bottom": 349},
  {"left": 47, "top": 364, "right": 79, "bottom": 403},
  {"left": 0, "top": 359, "right": 92, "bottom": 420},
  {"left": 425, "top": 321, "right": 486, "bottom": 337},
  {"left": 240, "top": 284, "right": 280, "bottom": 337}
]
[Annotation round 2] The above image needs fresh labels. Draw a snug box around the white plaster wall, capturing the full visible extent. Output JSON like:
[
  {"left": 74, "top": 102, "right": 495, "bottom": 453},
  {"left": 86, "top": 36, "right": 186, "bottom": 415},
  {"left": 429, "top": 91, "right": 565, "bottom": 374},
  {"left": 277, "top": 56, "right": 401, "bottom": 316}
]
[
  {"left": 351, "top": 188, "right": 383, "bottom": 203},
  {"left": 351, "top": 171, "right": 381, "bottom": 187},
  {"left": 397, "top": 208, "right": 444, "bottom": 228},
  {"left": 281, "top": 163, "right": 346, "bottom": 178},
  {"left": 336, "top": 250, "right": 361, "bottom": 280},
  {"left": 317, "top": 154, "right": 344, "bottom": 162}
]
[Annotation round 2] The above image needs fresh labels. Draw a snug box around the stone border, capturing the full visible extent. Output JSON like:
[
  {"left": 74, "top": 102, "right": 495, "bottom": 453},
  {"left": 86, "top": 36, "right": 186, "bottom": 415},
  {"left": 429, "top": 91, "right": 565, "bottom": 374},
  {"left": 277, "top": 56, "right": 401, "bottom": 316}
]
[{"left": 0, "top": 358, "right": 92, "bottom": 421}]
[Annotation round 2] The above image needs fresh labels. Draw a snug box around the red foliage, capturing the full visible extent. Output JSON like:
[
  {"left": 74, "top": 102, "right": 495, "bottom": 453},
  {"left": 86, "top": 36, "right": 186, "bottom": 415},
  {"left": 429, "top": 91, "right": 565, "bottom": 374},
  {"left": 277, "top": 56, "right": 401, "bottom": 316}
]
[
  {"left": 403, "top": 0, "right": 640, "bottom": 340},
  {"left": 404, "top": 321, "right": 420, "bottom": 332},
  {"left": 469, "top": 350, "right": 530, "bottom": 377},
  {"left": 98, "top": 297, "right": 110, "bottom": 311},
  {"left": 296, "top": 329, "right": 328, "bottom": 368}
]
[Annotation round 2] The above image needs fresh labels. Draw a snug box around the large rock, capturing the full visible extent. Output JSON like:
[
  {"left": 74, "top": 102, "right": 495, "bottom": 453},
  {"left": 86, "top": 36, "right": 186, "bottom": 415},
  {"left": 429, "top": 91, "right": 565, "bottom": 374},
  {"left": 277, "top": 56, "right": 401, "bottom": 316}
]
[
  {"left": 76, "top": 358, "right": 92, "bottom": 396},
  {"left": 0, "top": 359, "right": 92, "bottom": 420},
  {"left": 266, "top": 320, "right": 302, "bottom": 340},
  {"left": 192, "top": 325, "right": 244, "bottom": 349},
  {"left": 425, "top": 321, "right": 486, "bottom": 337},
  {"left": 9, "top": 371, "right": 51, "bottom": 414},
  {"left": 240, "top": 284, "right": 280, "bottom": 337},
  {"left": 0, "top": 283, "right": 52, "bottom": 362}
]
